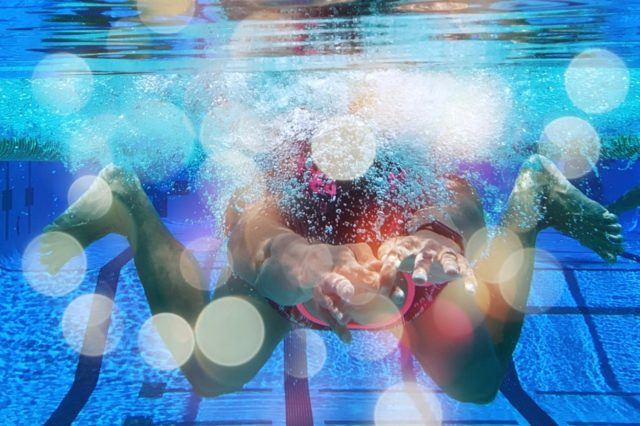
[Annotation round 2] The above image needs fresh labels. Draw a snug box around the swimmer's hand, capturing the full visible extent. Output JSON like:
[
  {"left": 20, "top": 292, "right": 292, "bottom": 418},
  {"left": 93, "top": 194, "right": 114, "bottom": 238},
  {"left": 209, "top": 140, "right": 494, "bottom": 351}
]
[
  {"left": 255, "top": 237, "right": 380, "bottom": 342},
  {"left": 377, "top": 233, "right": 477, "bottom": 293}
]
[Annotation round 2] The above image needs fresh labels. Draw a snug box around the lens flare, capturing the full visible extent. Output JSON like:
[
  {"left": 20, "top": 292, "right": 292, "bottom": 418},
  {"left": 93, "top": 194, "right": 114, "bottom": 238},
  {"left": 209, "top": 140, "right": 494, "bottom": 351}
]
[
  {"left": 374, "top": 381, "right": 443, "bottom": 425},
  {"left": 138, "top": 313, "right": 195, "bottom": 370},
  {"left": 136, "top": 0, "right": 195, "bottom": 34},
  {"left": 565, "top": 48, "right": 629, "bottom": 114},
  {"left": 62, "top": 294, "right": 123, "bottom": 356},
  {"left": 285, "top": 329, "right": 327, "bottom": 379},
  {"left": 31, "top": 53, "right": 93, "bottom": 115},
  {"left": 539, "top": 116, "right": 600, "bottom": 180},
  {"left": 67, "top": 175, "right": 113, "bottom": 222},
  {"left": 22, "top": 232, "right": 87, "bottom": 297},
  {"left": 195, "top": 296, "right": 265, "bottom": 367},
  {"left": 311, "top": 115, "right": 377, "bottom": 181}
]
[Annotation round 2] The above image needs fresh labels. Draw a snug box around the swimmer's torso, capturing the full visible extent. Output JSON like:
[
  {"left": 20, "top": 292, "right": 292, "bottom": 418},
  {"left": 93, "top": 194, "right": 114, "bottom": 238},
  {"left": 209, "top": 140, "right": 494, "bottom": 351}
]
[{"left": 267, "top": 140, "right": 420, "bottom": 247}]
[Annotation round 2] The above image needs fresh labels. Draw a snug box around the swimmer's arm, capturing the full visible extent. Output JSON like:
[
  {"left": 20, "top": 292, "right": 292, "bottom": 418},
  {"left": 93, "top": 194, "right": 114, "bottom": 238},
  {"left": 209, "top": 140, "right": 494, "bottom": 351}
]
[{"left": 226, "top": 195, "right": 301, "bottom": 283}]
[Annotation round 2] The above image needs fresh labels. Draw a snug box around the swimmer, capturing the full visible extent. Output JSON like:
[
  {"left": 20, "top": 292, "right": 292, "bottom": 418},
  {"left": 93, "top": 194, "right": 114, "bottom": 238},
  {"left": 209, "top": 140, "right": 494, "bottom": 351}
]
[{"left": 26, "top": 127, "right": 626, "bottom": 404}]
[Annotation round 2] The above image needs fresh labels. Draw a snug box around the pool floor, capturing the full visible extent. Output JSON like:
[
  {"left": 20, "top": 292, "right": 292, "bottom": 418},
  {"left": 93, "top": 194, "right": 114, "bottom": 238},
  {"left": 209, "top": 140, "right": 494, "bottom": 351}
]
[{"left": 2, "top": 224, "right": 640, "bottom": 425}]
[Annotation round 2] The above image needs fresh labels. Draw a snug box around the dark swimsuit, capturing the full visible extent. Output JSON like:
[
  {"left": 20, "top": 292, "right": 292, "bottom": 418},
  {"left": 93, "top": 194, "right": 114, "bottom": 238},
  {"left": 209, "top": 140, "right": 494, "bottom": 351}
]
[{"left": 265, "top": 141, "right": 459, "bottom": 330}]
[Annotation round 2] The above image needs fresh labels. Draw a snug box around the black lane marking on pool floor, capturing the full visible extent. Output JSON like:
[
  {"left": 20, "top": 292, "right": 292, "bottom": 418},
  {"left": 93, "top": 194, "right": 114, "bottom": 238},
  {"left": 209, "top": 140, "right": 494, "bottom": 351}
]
[
  {"left": 537, "top": 390, "right": 640, "bottom": 396},
  {"left": 620, "top": 251, "right": 640, "bottom": 263},
  {"left": 181, "top": 247, "right": 221, "bottom": 424},
  {"left": 46, "top": 247, "right": 133, "bottom": 426},
  {"left": 500, "top": 360, "right": 558, "bottom": 425},
  {"left": 324, "top": 421, "right": 519, "bottom": 425},
  {"left": 139, "top": 383, "right": 272, "bottom": 398},
  {"left": 562, "top": 267, "right": 640, "bottom": 413},
  {"left": 284, "top": 331, "right": 314, "bottom": 426}
]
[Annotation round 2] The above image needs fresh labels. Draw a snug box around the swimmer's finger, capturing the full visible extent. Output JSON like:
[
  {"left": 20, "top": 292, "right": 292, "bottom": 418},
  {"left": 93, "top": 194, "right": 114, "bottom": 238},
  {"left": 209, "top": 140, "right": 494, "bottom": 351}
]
[
  {"left": 459, "top": 260, "right": 478, "bottom": 294},
  {"left": 439, "top": 249, "right": 462, "bottom": 277},
  {"left": 348, "top": 243, "right": 381, "bottom": 271},
  {"left": 378, "top": 236, "right": 422, "bottom": 262},
  {"left": 412, "top": 249, "right": 436, "bottom": 286},
  {"left": 379, "top": 253, "right": 402, "bottom": 295},
  {"left": 336, "top": 260, "right": 380, "bottom": 294},
  {"left": 312, "top": 292, "right": 352, "bottom": 343}
]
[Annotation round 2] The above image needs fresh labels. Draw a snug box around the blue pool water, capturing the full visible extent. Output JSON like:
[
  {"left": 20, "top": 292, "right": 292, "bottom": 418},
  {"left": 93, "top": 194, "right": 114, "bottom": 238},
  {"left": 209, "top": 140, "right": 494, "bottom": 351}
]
[{"left": 2, "top": 1, "right": 640, "bottom": 424}]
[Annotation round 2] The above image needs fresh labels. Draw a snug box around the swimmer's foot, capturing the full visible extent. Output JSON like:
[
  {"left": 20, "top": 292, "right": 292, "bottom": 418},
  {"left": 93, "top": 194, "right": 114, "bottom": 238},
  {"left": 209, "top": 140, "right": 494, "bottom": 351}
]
[
  {"left": 43, "top": 164, "right": 142, "bottom": 250},
  {"left": 531, "top": 155, "right": 624, "bottom": 262}
]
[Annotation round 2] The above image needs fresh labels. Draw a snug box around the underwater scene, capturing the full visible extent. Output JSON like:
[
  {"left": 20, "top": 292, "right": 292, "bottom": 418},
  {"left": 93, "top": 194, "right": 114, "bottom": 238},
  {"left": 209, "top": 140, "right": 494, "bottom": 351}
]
[{"left": 1, "top": 0, "right": 640, "bottom": 424}]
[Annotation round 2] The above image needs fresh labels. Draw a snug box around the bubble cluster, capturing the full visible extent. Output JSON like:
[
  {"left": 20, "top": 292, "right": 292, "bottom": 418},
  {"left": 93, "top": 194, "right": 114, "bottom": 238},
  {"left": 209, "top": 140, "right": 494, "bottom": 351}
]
[
  {"left": 565, "top": 48, "right": 629, "bottom": 114},
  {"left": 310, "top": 115, "right": 377, "bottom": 181},
  {"left": 539, "top": 116, "right": 600, "bottom": 180},
  {"left": 347, "top": 328, "right": 402, "bottom": 361},
  {"left": 285, "top": 329, "right": 327, "bottom": 379},
  {"left": 110, "top": 100, "right": 197, "bottom": 183},
  {"left": 31, "top": 53, "right": 93, "bottom": 115}
]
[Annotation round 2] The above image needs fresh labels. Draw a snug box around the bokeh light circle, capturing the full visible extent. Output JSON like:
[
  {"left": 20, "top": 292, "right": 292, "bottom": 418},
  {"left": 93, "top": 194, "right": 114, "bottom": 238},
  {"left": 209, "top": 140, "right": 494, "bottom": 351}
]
[
  {"left": 311, "top": 115, "right": 377, "bottom": 181},
  {"left": 110, "top": 100, "right": 196, "bottom": 183},
  {"left": 67, "top": 175, "right": 113, "bottom": 221},
  {"left": 62, "top": 294, "right": 124, "bottom": 356},
  {"left": 136, "top": 0, "right": 195, "bottom": 34},
  {"left": 22, "top": 232, "right": 87, "bottom": 297},
  {"left": 565, "top": 48, "right": 629, "bottom": 114},
  {"left": 348, "top": 294, "right": 402, "bottom": 327},
  {"left": 501, "top": 248, "right": 565, "bottom": 313},
  {"left": 374, "top": 381, "right": 442, "bottom": 425},
  {"left": 195, "top": 296, "right": 265, "bottom": 367},
  {"left": 200, "top": 104, "right": 268, "bottom": 158},
  {"left": 31, "top": 53, "right": 93, "bottom": 115},
  {"left": 179, "top": 237, "right": 222, "bottom": 291},
  {"left": 67, "top": 114, "right": 118, "bottom": 169},
  {"left": 539, "top": 116, "right": 601, "bottom": 180},
  {"left": 285, "top": 329, "right": 327, "bottom": 379},
  {"left": 138, "top": 313, "right": 195, "bottom": 370},
  {"left": 474, "top": 229, "right": 523, "bottom": 285}
]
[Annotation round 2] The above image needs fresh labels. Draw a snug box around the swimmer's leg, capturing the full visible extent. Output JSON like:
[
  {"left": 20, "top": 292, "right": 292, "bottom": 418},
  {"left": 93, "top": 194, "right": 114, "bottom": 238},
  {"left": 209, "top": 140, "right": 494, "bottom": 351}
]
[
  {"left": 402, "top": 175, "right": 502, "bottom": 403},
  {"left": 404, "top": 154, "right": 623, "bottom": 403},
  {"left": 44, "top": 164, "right": 290, "bottom": 396}
]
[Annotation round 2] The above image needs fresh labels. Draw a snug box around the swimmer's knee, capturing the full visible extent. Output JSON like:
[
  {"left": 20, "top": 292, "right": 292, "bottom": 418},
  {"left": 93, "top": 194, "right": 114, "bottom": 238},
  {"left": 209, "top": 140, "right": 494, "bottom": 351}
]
[
  {"left": 186, "top": 370, "right": 254, "bottom": 398},
  {"left": 440, "top": 358, "right": 502, "bottom": 405},
  {"left": 444, "top": 379, "right": 500, "bottom": 405},
  {"left": 181, "top": 356, "right": 260, "bottom": 398}
]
